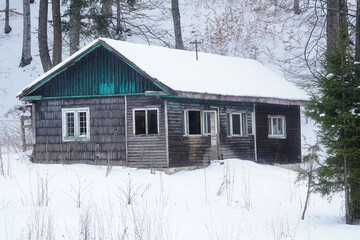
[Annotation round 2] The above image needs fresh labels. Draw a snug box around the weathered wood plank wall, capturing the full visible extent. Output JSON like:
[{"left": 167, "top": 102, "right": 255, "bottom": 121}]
[
  {"left": 32, "top": 97, "right": 126, "bottom": 165},
  {"left": 126, "top": 95, "right": 167, "bottom": 168},
  {"left": 255, "top": 103, "right": 301, "bottom": 163},
  {"left": 219, "top": 104, "right": 255, "bottom": 160},
  {"left": 166, "top": 98, "right": 255, "bottom": 167}
]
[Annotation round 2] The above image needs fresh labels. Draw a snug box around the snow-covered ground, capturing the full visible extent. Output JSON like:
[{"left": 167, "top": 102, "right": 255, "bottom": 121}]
[
  {"left": 1, "top": 1, "right": 359, "bottom": 239},
  {"left": 1, "top": 155, "right": 359, "bottom": 240}
]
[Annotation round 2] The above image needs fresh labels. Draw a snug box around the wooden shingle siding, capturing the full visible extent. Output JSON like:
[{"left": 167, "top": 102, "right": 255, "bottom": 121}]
[
  {"left": 219, "top": 104, "right": 255, "bottom": 160},
  {"left": 166, "top": 98, "right": 255, "bottom": 167},
  {"left": 255, "top": 103, "right": 301, "bottom": 163},
  {"left": 30, "top": 46, "right": 161, "bottom": 98},
  {"left": 32, "top": 97, "right": 126, "bottom": 165},
  {"left": 126, "top": 95, "right": 167, "bottom": 168}
]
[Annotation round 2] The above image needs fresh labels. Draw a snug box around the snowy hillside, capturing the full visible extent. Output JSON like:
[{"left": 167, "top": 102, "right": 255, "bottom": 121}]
[
  {"left": 1, "top": 1, "right": 359, "bottom": 239},
  {"left": 1, "top": 157, "right": 359, "bottom": 239},
  {"left": 0, "top": 0, "right": 313, "bottom": 116}
]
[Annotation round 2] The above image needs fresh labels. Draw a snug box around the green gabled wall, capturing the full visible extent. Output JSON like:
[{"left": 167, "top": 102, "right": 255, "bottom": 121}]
[{"left": 30, "top": 45, "right": 162, "bottom": 98}]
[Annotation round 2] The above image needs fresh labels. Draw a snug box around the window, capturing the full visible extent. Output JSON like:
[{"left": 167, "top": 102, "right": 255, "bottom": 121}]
[
  {"left": 203, "top": 111, "right": 217, "bottom": 135},
  {"left": 62, "top": 108, "right": 90, "bottom": 141},
  {"left": 134, "top": 109, "right": 158, "bottom": 135},
  {"left": 229, "top": 112, "right": 249, "bottom": 136},
  {"left": 184, "top": 110, "right": 201, "bottom": 135},
  {"left": 184, "top": 110, "right": 218, "bottom": 135},
  {"left": 268, "top": 115, "right": 286, "bottom": 138}
]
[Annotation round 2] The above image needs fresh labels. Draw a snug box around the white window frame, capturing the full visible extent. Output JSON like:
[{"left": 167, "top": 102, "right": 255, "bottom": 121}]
[
  {"left": 229, "top": 112, "right": 250, "bottom": 136},
  {"left": 184, "top": 109, "right": 202, "bottom": 136},
  {"left": 62, "top": 107, "right": 90, "bottom": 142},
  {"left": 184, "top": 109, "right": 218, "bottom": 136},
  {"left": 268, "top": 115, "right": 286, "bottom": 139},
  {"left": 133, "top": 108, "right": 159, "bottom": 136},
  {"left": 203, "top": 110, "right": 218, "bottom": 135}
]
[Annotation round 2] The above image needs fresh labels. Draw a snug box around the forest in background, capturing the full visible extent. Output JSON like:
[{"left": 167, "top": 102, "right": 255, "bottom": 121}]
[{"left": 2, "top": 0, "right": 360, "bottom": 225}]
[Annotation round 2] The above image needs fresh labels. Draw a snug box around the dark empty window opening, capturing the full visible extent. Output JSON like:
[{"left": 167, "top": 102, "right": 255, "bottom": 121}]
[
  {"left": 232, "top": 114, "right": 241, "bottom": 135},
  {"left": 134, "top": 109, "right": 158, "bottom": 135},
  {"left": 187, "top": 110, "right": 201, "bottom": 135},
  {"left": 135, "top": 110, "right": 146, "bottom": 135}
]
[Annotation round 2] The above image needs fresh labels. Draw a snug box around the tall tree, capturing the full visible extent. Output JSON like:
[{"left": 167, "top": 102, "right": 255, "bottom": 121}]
[
  {"left": 294, "top": 0, "right": 301, "bottom": 15},
  {"left": 171, "top": 0, "right": 184, "bottom": 49},
  {"left": 326, "top": 0, "right": 348, "bottom": 53},
  {"left": 352, "top": 0, "right": 360, "bottom": 220},
  {"left": 19, "top": 0, "right": 32, "bottom": 67},
  {"left": 38, "top": 0, "right": 52, "bottom": 72},
  {"left": 4, "top": 0, "right": 11, "bottom": 33},
  {"left": 307, "top": 39, "right": 360, "bottom": 224},
  {"left": 115, "top": 0, "right": 123, "bottom": 39},
  {"left": 52, "top": 0, "right": 62, "bottom": 65},
  {"left": 69, "top": 0, "right": 82, "bottom": 55}
]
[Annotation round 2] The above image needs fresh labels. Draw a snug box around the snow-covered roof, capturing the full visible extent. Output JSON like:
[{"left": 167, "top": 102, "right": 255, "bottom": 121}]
[{"left": 18, "top": 38, "right": 308, "bottom": 101}]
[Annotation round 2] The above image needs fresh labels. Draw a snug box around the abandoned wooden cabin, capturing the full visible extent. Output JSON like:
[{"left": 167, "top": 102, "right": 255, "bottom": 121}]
[{"left": 17, "top": 38, "right": 307, "bottom": 167}]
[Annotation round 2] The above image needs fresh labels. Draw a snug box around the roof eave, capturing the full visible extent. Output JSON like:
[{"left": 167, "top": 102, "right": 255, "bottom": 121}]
[
  {"left": 17, "top": 39, "right": 103, "bottom": 99},
  {"left": 167, "top": 90, "right": 307, "bottom": 105},
  {"left": 18, "top": 39, "right": 174, "bottom": 99}
]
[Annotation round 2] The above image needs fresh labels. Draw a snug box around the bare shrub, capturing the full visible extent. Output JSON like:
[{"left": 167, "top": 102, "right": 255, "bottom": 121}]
[
  {"left": 117, "top": 173, "right": 141, "bottom": 205},
  {"left": 21, "top": 209, "right": 55, "bottom": 240},
  {"left": 0, "top": 105, "right": 33, "bottom": 153},
  {"left": 0, "top": 146, "right": 12, "bottom": 178},
  {"left": 267, "top": 214, "right": 297, "bottom": 240},
  {"left": 204, "top": 167, "right": 210, "bottom": 205},
  {"left": 155, "top": 172, "right": 169, "bottom": 208},
  {"left": 241, "top": 169, "right": 252, "bottom": 210},
  {"left": 18, "top": 171, "right": 55, "bottom": 207},
  {"left": 217, "top": 161, "right": 234, "bottom": 206},
  {"left": 64, "top": 175, "right": 91, "bottom": 208},
  {"left": 36, "top": 173, "right": 55, "bottom": 206}
]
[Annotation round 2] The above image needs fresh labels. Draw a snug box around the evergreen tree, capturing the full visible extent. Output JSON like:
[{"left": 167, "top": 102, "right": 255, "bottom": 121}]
[
  {"left": 306, "top": 41, "right": 360, "bottom": 223},
  {"left": 297, "top": 142, "right": 321, "bottom": 220}
]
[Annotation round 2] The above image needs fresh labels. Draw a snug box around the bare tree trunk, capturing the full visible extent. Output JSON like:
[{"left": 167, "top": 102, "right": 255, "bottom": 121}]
[
  {"left": 356, "top": 0, "right": 360, "bottom": 62},
  {"left": 294, "top": 0, "right": 301, "bottom": 15},
  {"left": 339, "top": 0, "right": 349, "bottom": 43},
  {"left": 69, "top": 0, "right": 82, "bottom": 55},
  {"left": 327, "top": 0, "right": 339, "bottom": 52},
  {"left": 301, "top": 170, "right": 312, "bottom": 220},
  {"left": 171, "top": 0, "right": 184, "bottom": 49},
  {"left": 4, "top": 0, "right": 12, "bottom": 33},
  {"left": 116, "top": 0, "right": 123, "bottom": 39},
  {"left": 39, "top": 0, "right": 52, "bottom": 72},
  {"left": 52, "top": 0, "right": 62, "bottom": 66},
  {"left": 344, "top": 155, "right": 352, "bottom": 224},
  {"left": 355, "top": 0, "right": 360, "bottom": 80},
  {"left": 102, "top": 0, "right": 113, "bottom": 16},
  {"left": 100, "top": 0, "right": 113, "bottom": 37},
  {"left": 19, "top": 0, "right": 32, "bottom": 67}
]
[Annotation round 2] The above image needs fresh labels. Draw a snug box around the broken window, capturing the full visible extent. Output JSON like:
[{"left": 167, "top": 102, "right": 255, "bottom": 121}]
[
  {"left": 268, "top": 115, "right": 286, "bottom": 138},
  {"left": 134, "top": 109, "right": 158, "bottom": 135},
  {"left": 62, "top": 108, "right": 90, "bottom": 141}
]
